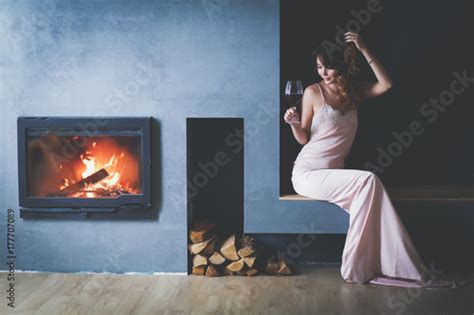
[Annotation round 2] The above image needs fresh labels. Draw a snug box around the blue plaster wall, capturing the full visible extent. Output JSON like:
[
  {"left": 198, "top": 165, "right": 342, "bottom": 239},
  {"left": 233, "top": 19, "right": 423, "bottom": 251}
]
[{"left": 0, "top": 0, "right": 348, "bottom": 273}]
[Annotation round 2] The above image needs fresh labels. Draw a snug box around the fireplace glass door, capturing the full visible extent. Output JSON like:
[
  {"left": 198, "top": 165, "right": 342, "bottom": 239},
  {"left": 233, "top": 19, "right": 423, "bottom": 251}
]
[{"left": 27, "top": 128, "right": 143, "bottom": 199}]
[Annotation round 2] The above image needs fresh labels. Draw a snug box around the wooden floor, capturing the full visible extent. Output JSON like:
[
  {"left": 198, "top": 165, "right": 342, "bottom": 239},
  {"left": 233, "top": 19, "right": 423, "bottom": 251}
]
[{"left": 1, "top": 265, "right": 473, "bottom": 314}]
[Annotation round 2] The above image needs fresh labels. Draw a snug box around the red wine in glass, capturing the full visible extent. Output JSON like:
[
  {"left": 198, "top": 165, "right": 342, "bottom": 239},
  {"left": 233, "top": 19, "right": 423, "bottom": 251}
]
[{"left": 285, "top": 80, "right": 303, "bottom": 123}]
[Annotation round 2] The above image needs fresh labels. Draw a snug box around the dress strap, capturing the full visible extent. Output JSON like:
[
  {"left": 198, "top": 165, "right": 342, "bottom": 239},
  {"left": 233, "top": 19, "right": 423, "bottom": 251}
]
[{"left": 316, "top": 83, "right": 326, "bottom": 105}]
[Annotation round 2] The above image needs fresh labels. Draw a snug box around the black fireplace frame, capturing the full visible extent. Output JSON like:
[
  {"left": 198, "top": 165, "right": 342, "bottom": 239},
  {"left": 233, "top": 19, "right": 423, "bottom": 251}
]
[{"left": 17, "top": 116, "right": 152, "bottom": 219}]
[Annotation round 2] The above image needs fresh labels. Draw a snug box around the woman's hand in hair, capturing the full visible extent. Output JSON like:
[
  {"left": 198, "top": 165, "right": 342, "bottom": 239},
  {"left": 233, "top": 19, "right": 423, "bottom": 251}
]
[{"left": 344, "top": 32, "right": 367, "bottom": 52}]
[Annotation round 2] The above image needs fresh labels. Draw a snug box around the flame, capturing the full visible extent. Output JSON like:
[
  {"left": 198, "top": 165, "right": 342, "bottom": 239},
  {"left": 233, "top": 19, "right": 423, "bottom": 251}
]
[
  {"left": 59, "top": 178, "right": 69, "bottom": 190},
  {"left": 82, "top": 157, "right": 96, "bottom": 178},
  {"left": 59, "top": 138, "right": 140, "bottom": 198}
]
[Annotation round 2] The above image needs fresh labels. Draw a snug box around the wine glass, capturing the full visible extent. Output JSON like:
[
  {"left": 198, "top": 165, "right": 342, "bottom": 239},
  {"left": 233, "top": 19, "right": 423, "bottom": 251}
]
[{"left": 285, "top": 80, "right": 303, "bottom": 123}]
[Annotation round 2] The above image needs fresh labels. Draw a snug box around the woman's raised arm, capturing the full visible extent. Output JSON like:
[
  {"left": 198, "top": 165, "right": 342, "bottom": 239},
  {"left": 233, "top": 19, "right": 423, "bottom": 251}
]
[{"left": 345, "top": 32, "right": 394, "bottom": 100}]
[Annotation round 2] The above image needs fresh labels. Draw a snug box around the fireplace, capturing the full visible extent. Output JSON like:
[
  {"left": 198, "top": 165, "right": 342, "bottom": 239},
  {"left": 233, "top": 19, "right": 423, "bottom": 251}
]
[{"left": 18, "top": 117, "right": 151, "bottom": 219}]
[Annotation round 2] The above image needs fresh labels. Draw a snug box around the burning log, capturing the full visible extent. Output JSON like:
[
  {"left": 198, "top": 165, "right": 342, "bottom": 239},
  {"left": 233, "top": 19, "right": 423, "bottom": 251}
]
[
  {"left": 93, "top": 187, "right": 131, "bottom": 197},
  {"left": 57, "top": 168, "right": 109, "bottom": 196}
]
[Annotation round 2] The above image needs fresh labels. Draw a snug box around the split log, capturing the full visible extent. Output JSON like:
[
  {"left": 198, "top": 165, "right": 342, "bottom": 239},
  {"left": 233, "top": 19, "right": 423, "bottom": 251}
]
[
  {"left": 240, "top": 235, "right": 256, "bottom": 248},
  {"left": 209, "top": 252, "right": 226, "bottom": 265},
  {"left": 243, "top": 256, "right": 256, "bottom": 268},
  {"left": 265, "top": 254, "right": 292, "bottom": 276},
  {"left": 278, "top": 259, "right": 292, "bottom": 276},
  {"left": 238, "top": 247, "right": 255, "bottom": 258},
  {"left": 220, "top": 234, "right": 239, "bottom": 261},
  {"left": 189, "top": 221, "right": 216, "bottom": 243},
  {"left": 193, "top": 254, "right": 208, "bottom": 267},
  {"left": 222, "top": 267, "right": 234, "bottom": 276},
  {"left": 188, "top": 238, "right": 214, "bottom": 255},
  {"left": 58, "top": 168, "right": 109, "bottom": 196},
  {"left": 205, "top": 265, "right": 222, "bottom": 277},
  {"left": 276, "top": 252, "right": 292, "bottom": 275},
  {"left": 201, "top": 237, "right": 218, "bottom": 255},
  {"left": 236, "top": 265, "right": 249, "bottom": 276},
  {"left": 265, "top": 255, "right": 280, "bottom": 275},
  {"left": 226, "top": 258, "right": 245, "bottom": 273},
  {"left": 192, "top": 265, "right": 206, "bottom": 275},
  {"left": 235, "top": 265, "right": 258, "bottom": 276},
  {"left": 238, "top": 235, "right": 256, "bottom": 258}
]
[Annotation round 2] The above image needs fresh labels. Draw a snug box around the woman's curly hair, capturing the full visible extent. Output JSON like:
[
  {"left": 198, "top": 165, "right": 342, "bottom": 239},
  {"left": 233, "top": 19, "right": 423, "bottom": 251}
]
[{"left": 312, "top": 42, "right": 361, "bottom": 114}]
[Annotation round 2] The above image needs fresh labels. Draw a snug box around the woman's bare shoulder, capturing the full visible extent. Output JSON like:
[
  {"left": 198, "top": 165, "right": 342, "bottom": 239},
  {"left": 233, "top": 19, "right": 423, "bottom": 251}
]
[
  {"left": 304, "top": 82, "right": 320, "bottom": 94},
  {"left": 304, "top": 82, "right": 324, "bottom": 112}
]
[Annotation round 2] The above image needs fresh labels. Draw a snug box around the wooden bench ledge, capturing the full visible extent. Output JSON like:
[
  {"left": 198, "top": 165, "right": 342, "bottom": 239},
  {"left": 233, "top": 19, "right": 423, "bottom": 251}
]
[{"left": 280, "top": 185, "right": 474, "bottom": 202}]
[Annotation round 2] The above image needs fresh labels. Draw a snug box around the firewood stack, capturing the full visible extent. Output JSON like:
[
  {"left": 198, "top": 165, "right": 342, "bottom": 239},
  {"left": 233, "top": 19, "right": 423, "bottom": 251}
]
[{"left": 189, "top": 221, "right": 292, "bottom": 277}]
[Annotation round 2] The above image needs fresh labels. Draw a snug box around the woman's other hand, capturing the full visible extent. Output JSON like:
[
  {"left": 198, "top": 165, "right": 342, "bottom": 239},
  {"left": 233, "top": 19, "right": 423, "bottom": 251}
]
[{"left": 284, "top": 107, "right": 301, "bottom": 125}]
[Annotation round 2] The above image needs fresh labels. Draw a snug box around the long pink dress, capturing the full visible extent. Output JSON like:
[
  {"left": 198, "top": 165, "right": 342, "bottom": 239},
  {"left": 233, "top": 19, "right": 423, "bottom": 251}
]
[{"left": 291, "top": 83, "right": 456, "bottom": 288}]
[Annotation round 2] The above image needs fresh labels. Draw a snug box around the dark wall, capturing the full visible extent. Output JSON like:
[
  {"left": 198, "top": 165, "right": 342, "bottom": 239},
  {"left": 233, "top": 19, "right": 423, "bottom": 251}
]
[
  {"left": 280, "top": 0, "right": 474, "bottom": 195},
  {"left": 187, "top": 118, "right": 244, "bottom": 236}
]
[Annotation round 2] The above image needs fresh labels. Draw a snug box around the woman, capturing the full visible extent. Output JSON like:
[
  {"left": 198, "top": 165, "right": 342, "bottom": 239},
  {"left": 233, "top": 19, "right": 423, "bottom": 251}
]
[{"left": 284, "top": 32, "right": 456, "bottom": 289}]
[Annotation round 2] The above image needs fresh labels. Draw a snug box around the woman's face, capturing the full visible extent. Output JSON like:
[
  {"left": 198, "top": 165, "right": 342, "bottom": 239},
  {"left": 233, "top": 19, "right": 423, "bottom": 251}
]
[{"left": 316, "top": 57, "right": 337, "bottom": 84}]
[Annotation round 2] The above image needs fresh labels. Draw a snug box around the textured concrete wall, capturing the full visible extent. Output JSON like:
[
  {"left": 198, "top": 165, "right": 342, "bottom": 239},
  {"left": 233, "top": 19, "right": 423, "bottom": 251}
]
[{"left": 0, "top": 0, "right": 349, "bottom": 273}]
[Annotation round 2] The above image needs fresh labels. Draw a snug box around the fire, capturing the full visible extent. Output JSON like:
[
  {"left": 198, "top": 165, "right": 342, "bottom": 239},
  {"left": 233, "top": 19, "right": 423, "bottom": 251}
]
[
  {"left": 82, "top": 156, "right": 96, "bottom": 178},
  {"left": 59, "top": 138, "right": 141, "bottom": 198}
]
